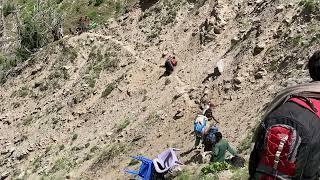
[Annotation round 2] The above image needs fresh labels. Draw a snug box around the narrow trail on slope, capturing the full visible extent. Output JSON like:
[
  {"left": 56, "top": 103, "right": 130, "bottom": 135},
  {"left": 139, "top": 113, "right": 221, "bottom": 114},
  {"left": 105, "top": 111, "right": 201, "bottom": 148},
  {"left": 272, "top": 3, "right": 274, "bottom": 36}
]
[{"left": 85, "top": 33, "right": 194, "bottom": 103}]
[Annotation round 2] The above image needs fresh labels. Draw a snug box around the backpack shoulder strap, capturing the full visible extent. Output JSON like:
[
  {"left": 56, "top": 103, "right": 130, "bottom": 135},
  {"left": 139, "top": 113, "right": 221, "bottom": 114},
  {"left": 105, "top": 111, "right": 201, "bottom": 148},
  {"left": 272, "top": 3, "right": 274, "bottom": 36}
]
[
  {"left": 262, "top": 82, "right": 320, "bottom": 120},
  {"left": 289, "top": 97, "right": 320, "bottom": 118}
]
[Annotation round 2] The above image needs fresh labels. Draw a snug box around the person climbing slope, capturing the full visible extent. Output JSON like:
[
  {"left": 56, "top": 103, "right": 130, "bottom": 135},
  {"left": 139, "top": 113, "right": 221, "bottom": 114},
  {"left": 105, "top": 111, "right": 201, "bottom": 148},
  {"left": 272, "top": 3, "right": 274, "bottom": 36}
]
[
  {"left": 203, "top": 101, "right": 220, "bottom": 124},
  {"left": 194, "top": 113, "right": 219, "bottom": 152},
  {"left": 159, "top": 53, "right": 177, "bottom": 79},
  {"left": 249, "top": 51, "right": 320, "bottom": 179},
  {"left": 211, "top": 132, "right": 237, "bottom": 163}
]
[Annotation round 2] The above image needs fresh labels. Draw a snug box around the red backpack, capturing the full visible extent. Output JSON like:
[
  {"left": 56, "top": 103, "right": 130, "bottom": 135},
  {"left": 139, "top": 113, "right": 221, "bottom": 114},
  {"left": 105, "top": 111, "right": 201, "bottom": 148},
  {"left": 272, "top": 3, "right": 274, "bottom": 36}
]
[{"left": 250, "top": 95, "right": 320, "bottom": 179}]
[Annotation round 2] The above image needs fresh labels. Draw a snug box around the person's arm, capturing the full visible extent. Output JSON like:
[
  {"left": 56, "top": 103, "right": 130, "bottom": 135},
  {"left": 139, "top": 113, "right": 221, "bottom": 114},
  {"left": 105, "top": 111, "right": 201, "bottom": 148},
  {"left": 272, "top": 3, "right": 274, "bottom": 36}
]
[
  {"left": 211, "top": 113, "right": 220, "bottom": 123},
  {"left": 211, "top": 144, "right": 219, "bottom": 162},
  {"left": 227, "top": 143, "right": 237, "bottom": 156}
]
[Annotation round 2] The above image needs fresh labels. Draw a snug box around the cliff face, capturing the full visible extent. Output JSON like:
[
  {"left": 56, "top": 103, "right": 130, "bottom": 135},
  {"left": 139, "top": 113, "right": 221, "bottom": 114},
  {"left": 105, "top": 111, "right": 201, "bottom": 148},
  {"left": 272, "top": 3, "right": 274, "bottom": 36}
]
[{"left": 0, "top": 0, "right": 318, "bottom": 179}]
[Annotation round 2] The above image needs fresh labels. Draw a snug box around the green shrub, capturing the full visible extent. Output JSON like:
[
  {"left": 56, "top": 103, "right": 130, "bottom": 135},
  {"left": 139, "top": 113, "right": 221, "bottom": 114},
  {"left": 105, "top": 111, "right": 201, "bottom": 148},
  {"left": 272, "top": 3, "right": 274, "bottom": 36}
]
[
  {"left": 3, "top": 2, "right": 15, "bottom": 17},
  {"left": 201, "top": 162, "right": 230, "bottom": 175},
  {"left": 299, "top": 0, "right": 318, "bottom": 13}
]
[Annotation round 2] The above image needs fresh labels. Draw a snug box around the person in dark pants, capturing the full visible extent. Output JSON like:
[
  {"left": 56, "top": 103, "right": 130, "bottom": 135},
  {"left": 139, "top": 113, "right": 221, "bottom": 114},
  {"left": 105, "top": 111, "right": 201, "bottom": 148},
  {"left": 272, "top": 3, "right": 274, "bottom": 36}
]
[{"left": 159, "top": 54, "right": 177, "bottom": 79}]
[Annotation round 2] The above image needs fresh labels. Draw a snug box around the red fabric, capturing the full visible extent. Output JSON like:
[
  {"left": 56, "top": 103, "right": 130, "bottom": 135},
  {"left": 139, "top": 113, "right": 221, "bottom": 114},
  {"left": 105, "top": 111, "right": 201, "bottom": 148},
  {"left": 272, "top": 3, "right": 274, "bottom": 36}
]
[
  {"left": 289, "top": 97, "right": 320, "bottom": 118},
  {"left": 259, "top": 126, "right": 296, "bottom": 176},
  {"left": 171, "top": 59, "right": 177, "bottom": 66}
]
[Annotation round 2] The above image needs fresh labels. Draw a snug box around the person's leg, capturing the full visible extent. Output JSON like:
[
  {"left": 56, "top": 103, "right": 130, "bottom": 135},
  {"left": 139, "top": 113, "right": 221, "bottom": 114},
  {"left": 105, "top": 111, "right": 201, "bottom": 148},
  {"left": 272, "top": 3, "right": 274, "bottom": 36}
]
[{"left": 195, "top": 136, "right": 201, "bottom": 148}]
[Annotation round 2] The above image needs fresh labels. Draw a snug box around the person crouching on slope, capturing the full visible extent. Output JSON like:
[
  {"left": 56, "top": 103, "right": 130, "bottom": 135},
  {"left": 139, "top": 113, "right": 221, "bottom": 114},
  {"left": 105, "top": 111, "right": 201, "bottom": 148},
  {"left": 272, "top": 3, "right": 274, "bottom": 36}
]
[
  {"left": 194, "top": 113, "right": 219, "bottom": 152},
  {"left": 160, "top": 54, "right": 177, "bottom": 79},
  {"left": 211, "top": 132, "right": 238, "bottom": 163}
]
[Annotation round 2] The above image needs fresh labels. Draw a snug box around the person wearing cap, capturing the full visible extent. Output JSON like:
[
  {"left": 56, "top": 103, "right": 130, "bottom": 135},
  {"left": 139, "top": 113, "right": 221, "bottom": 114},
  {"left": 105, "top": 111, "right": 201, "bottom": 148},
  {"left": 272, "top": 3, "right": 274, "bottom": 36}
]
[{"left": 203, "top": 102, "right": 220, "bottom": 124}]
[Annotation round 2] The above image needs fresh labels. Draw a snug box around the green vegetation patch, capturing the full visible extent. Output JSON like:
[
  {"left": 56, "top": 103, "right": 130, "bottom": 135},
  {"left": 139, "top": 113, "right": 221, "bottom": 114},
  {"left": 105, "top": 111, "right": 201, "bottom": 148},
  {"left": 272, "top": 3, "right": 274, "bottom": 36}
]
[
  {"left": 49, "top": 157, "right": 74, "bottom": 174},
  {"left": 115, "top": 119, "right": 130, "bottom": 133},
  {"left": 201, "top": 162, "right": 230, "bottom": 175},
  {"left": 101, "top": 82, "right": 117, "bottom": 98},
  {"left": 90, "top": 143, "right": 127, "bottom": 171},
  {"left": 3, "top": 2, "right": 15, "bottom": 17},
  {"left": 299, "top": 0, "right": 319, "bottom": 13},
  {"left": 230, "top": 166, "right": 249, "bottom": 180}
]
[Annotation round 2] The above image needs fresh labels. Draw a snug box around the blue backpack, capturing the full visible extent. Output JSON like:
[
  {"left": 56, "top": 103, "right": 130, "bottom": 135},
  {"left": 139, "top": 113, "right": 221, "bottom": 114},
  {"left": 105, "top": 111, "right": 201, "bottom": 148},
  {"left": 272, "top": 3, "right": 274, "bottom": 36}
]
[
  {"left": 205, "top": 126, "right": 219, "bottom": 144},
  {"left": 194, "top": 115, "right": 207, "bottom": 136}
]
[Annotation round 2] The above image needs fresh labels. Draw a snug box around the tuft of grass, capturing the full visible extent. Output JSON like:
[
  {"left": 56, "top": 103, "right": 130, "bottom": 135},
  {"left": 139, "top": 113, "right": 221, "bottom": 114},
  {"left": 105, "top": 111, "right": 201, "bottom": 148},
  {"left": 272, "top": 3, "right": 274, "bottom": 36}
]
[
  {"left": 90, "top": 143, "right": 127, "bottom": 171},
  {"left": 45, "top": 145, "right": 52, "bottom": 154},
  {"left": 23, "top": 115, "right": 33, "bottom": 126},
  {"left": 59, "top": 144, "right": 65, "bottom": 151},
  {"left": 50, "top": 157, "right": 74, "bottom": 174},
  {"left": 299, "top": 0, "right": 318, "bottom": 13},
  {"left": 165, "top": 78, "right": 171, "bottom": 85},
  {"left": 87, "top": 10, "right": 98, "bottom": 19},
  {"left": 115, "top": 119, "right": 130, "bottom": 133},
  {"left": 128, "top": 159, "right": 140, "bottom": 166},
  {"left": 94, "top": 0, "right": 104, "bottom": 6},
  {"left": 101, "top": 82, "right": 116, "bottom": 98},
  {"left": 238, "top": 122, "right": 260, "bottom": 154},
  {"left": 3, "top": 2, "right": 15, "bottom": 17},
  {"left": 18, "top": 87, "right": 29, "bottom": 97},
  {"left": 230, "top": 166, "right": 249, "bottom": 180},
  {"left": 32, "top": 156, "right": 42, "bottom": 173},
  {"left": 72, "top": 134, "right": 78, "bottom": 141}
]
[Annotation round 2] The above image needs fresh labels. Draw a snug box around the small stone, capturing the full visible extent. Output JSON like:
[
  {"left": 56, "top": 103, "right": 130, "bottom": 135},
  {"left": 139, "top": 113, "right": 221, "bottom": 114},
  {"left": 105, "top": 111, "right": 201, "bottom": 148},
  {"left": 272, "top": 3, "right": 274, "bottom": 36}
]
[
  {"left": 239, "top": 29, "right": 246, "bottom": 33},
  {"left": 253, "top": 43, "right": 265, "bottom": 56},
  {"left": 201, "top": 152, "right": 211, "bottom": 163},
  {"left": 216, "top": 59, "right": 224, "bottom": 73},
  {"left": 297, "top": 61, "right": 304, "bottom": 69},
  {"left": 256, "top": 0, "right": 264, "bottom": 4},
  {"left": 234, "top": 84, "right": 242, "bottom": 90},
  {"left": 213, "top": 27, "right": 222, "bottom": 34},
  {"left": 254, "top": 68, "right": 267, "bottom": 79},
  {"left": 0, "top": 171, "right": 9, "bottom": 180},
  {"left": 224, "top": 84, "right": 232, "bottom": 92},
  {"left": 276, "top": 5, "right": 284, "bottom": 13},
  {"left": 106, "top": 132, "right": 113, "bottom": 137},
  {"left": 234, "top": 77, "right": 244, "bottom": 84},
  {"left": 231, "top": 36, "right": 240, "bottom": 45}
]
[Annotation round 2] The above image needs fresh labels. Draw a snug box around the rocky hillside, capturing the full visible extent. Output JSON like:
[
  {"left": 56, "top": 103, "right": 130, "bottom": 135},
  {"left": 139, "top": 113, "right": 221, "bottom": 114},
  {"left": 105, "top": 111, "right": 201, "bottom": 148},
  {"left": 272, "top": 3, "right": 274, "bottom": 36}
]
[{"left": 0, "top": 0, "right": 319, "bottom": 179}]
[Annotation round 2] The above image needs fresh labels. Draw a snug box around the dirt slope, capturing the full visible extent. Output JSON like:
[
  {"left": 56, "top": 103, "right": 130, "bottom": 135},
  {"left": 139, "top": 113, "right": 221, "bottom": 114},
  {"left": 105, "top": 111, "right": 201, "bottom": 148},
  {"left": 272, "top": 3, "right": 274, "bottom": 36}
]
[{"left": 0, "top": 0, "right": 319, "bottom": 179}]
